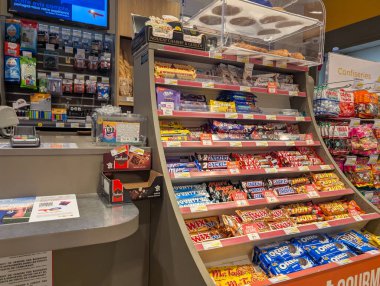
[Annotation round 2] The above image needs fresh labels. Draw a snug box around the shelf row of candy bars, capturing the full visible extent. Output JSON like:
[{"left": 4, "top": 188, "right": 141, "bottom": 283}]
[
  {"left": 166, "top": 148, "right": 324, "bottom": 173},
  {"left": 157, "top": 87, "right": 263, "bottom": 114},
  {"left": 174, "top": 172, "right": 346, "bottom": 207},
  {"left": 207, "top": 230, "right": 380, "bottom": 285},
  {"left": 160, "top": 120, "right": 308, "bottom": 142},
  {"left": 185, "top": 199, "right": 366, "bottom": 243}
]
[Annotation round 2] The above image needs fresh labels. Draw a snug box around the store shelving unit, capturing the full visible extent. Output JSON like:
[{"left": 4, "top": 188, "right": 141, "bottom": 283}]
[
  {"left": 132, "top": 1, "right": 379, "bottom": 285},
  {"left": 133, "top": 43, "right": 380, "bottom": 286}
]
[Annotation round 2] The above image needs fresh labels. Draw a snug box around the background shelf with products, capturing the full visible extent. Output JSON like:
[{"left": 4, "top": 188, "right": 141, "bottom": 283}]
[
  {"left": 3, "top": 17, "right": 115, "bottom": 129},
  {"left": 133, "top": 43, "right": 380, "bottom": 286}
]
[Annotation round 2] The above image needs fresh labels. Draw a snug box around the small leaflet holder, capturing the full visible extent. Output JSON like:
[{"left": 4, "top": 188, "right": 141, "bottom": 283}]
[{"left": 10, "top": 126, "right": 40, "bottom": 148}]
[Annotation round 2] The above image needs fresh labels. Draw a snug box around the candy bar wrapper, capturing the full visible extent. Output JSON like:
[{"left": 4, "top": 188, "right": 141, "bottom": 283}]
[
  {"left": 167, "top": 162, "right": 198, "bottom": 169},
  {"left": 312, "top": 172, "right": 339, "bottom": 181},
  {"left": 323, "top": 214, "right": 350, "bottom": 221},
  {"left": 273, "top": 185, "right": 297, "bottom": 196},
  {"left": 333, "top": 230, "right": 378, "bottom": 254},
  {"left": 161, "top": 136, "right": 188, "bottom": 141},
  {"left": 319, "top": 251, "right": 357, "bottom": 265},
  {"left": 270, "top": 209, "right": 290, "bottom": 221},
  {"left": 304, "top": 242, "right": 349, "bottom": 263},
  {"left": 267, "top": 178, "right": 289, "bottom": 187},
  {"left": 236, "top": 208, "right": 272, "bottom": 223},
  {"left": 208, "top": 264, "right": 258, "bottom": 281},
  {"left": 190, "top": 229, "right": 229, "bottom": 243},
  {"left": 202, "top": 161, "right": 229, "bottom": 170},
  {"left": 177, "top": 197, "right": 210, "bottom": 207},
  {"left": 290, "top": 177, "right": 311, "bottom": 186},
  {"left": 175, "top": 190, "right": 210, "bottom": 200},
  {"left": 281, "top": 202, "right": 314, "bottom": 216},
  {"left": 173, "top": 184, "right": 207, "bottom": 193},
  {"left": 156, "top": 86, "right": 180, "bottom": 110},
  {"left": 268, "top": 219, "right": 295, "bottom": 230},
  {"left": 196, "top": 153, "right": 230, "bottom": 162},
  {"left": 293, "top": 214, "right": 322, "bottom": 224},
  {"left": 362, "top": 230, "right": 380, "bottom": 248},
  {"left": 269, "top": 256, "right": 316, "bottom": 276},
  {"left": 185, "top": 216, "right": 220, "bottom": 234},
  {"left": 259, "top": 244, "right": 306, "bottom": 268},
  {"left": 318, "top": 201, "right": 348, "bottom": 216},
  {"left": 159, "top": 120, "right": 183, "bottom": 129},
  {"left": 292, "top": 234, "right": 332, "bottom": 247}
]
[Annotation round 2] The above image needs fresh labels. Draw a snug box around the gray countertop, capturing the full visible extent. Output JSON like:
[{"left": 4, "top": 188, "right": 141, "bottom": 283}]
[
  {"left": 0, "top": 134, "right": 113, "bottom": 156},
  {"left": 0, "top": 193, "right": 139, "bottom": 257}
]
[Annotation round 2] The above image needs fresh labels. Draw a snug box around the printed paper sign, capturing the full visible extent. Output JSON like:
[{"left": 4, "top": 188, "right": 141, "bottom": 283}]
[{"left": 0, "top": 252, "right": 52, "bottom": 286}]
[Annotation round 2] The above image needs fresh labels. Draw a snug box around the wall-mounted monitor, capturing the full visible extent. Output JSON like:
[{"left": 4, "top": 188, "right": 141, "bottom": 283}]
[{"left": 8, "top": 0, "right": 109, "bottom": 30}]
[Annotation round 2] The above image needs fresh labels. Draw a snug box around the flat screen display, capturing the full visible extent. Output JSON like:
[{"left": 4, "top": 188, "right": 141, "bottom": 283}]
[{"left": 8, "top": 0, "right": 109, "bottom": 29}]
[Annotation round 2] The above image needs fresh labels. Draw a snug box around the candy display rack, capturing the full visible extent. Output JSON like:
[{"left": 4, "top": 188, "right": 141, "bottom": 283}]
[{"left": 132, "top": 3, "right": 379, "bottom": 286}]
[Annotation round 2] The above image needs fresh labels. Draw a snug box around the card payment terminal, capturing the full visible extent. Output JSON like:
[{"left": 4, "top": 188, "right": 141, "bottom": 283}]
[{"left": 10, "top": 126, "right": 40, "bottom": 148}]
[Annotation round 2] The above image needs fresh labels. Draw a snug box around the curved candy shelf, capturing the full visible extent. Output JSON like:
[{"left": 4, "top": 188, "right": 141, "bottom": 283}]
[{"left": 133, "top": 43, "right": 380, "bottom": 286}]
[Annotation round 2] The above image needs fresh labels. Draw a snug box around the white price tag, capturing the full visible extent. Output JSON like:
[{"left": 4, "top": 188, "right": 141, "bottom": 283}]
[
  {"left": 162, "top": 108, "right": 173, "bottom": 116},
  {"left": 373, "top": 120, "right": 380, "bottom": 129},
  {"left": 190, "top": 205, "right": 208, "bottom": 213},
  {"left": 263, "top": 59, "right": 274, "bottom": 67},
  {"left": 202, "top": 240, "right": 223, "bottom": 250},
  {"left": 202, "top": 82, "right": 214, "bottom": 88},
  {"left": 202, "top": 140, "right": 213, "bottom": 146},
  {"left": 315, "top": 221, "right": 330, "bottom": 229},
  {"left": 236, "top": 200, "right": 249, "bottom": 207},
  {"left": 266, "top": 115, "right": 277, "bottom": 120},
  {"left": 307, "top": 191, "right": 320, "bottom": 198},
  {"left": 46, "top": 43, "right": 55, "bottom": 51},
  {"left": 298, "top": 166, "right": 310, "bottom": 171},
  {"left": 320, "top": 165, "right": 331, "bottom": 170},
  {"left": 265, "top": 168, "right": 278, "bottom": 174},
  {"left": 237, "top": 56, "right": 249, "bottom": 63},
  {"left": 166, "top": 141, "right": 181, "bottom": 147},
  {"left": 51, "top": 72, "right": 60, "bottom": 78},
  {"left": 247, "top": 233, "right": 260, "bottom": 241},
  {"left": 174, "top": 172, "right": 191, "bottom": 179},
  {"left": 368, "top": 154, "right": 379, "bottom": 165},
  {"left": 164, "top": 78, "right": 178, "bottom": 85},
  {"left": 229, "top": 141, "right": 242, "bottom": 147},
  {"left": 284, "top": 227, "right": 300, "bottom": 235},
  {"left": 296, "top": 116, "right": 306, "bottom": 121},
  {"left": 65, "top": 46, "right": 74, "bottom": 54},
  {"left": 335, "top": 259, "right": 352, "bottom": 266},
  {"left": 269, "top": 275, "right": 290, "bottom": 284},
  {"left": 242, "top": 114, "right": 254, "bottom": 119},
  {"left": 277, "top": 61, "right": 287, "bottom": 69},
  {"left": 240, "top": 86, "right": 251, "bottom": 92},
  {"left": 225, "top": 113, "right": 238, "bottom": 119},
  {"left": 211, "top": 52, "right": 222, "bottom": 59},
  {"left": 55, "top": 122, "right": 65, "bottom": 128},
  {"left": 229, "top": 168, "right": 240, "bottom": 174},
  {"left": 266, "top": 196, "right": 279, "bottom": 203},
  {"left": 85, "top": 123, "right": 92, "bottom": 129},
  {"left": 345, "top": 156, "right": 357, "bottom": 166},
  {"left": 256, "top": 141, "right": 269, "bottom": 147},
  {"left": 288, "top": 91, "right": 299, "bottom": 96},
  {"left": 353, "top": 215, "right": 363, "bottom": 222},
  {"left": 285, "top": 141, "right": 295, "bottom": 146},
  {"left": 71, "top": 123, "right": 79, "bottom": 128},
  {"left": 306, "top": 140, "right": 314, "bottom": 145},
  {"left": 350, "top": 119, "right": 361, "bottom": 127}
]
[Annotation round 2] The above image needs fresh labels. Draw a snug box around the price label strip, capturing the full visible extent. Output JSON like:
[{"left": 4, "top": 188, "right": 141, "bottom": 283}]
[
  {"left": 202, "top": 82, "right": 214, "bottom": 88},
  {"left": 202, "top": 240, "right": 223, "bottom": 250},
  {"left": 284, "top": 227, "right": 300, "bottom": 235},
  {"left": 235, "top": 200, "right": 249, "bottom": 207},
  {"left": 242, "top": 114, "right": 254, "bottom": 119},
  {"left": 247, "top": 233, "right": 260, "bottom": 241},
  {"left": 164, "top": 78, "right": 178, "bottom": 85},
  {"left": 162, "top": 108, "right": 174, "bottom": 116},
  {"left": 315, "top": 221, "right": 330, "bottom": 229},
  {"left": 166, "top": 141, "right": 181, "bottom": 147},
  {"left": 190, "top": 205, "right": 208, "bottom": 213},
  {"left": 174, "top": 172, "right": 191, "bottom": 179},
  {"left": 269, "top": 275, "right": 290, "bottom": 284},
  {"left": 229, "top": 141, "right": 242, "bottom": 147},
  {"left": 225, "top": 113, "right": 238, "bottom": 119},
  {"left": 256, "top": 141, "right": 269, "bottom": 147}
]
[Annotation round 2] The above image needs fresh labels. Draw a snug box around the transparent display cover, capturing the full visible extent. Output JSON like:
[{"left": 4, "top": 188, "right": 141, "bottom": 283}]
[{"left": 181, "top": 0, "right": 325, "bottom": 66}]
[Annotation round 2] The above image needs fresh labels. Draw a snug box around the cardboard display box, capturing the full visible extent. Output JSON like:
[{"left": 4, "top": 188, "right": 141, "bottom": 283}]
[
  {"left": 100, "top": 170, "right": 163, "bottom": 203},
  {"left": 103, "top": 145, "right": 152, "bottom": 172},
  {"left": 132, "top": 26, "right": 207, "bottom": 54}
]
